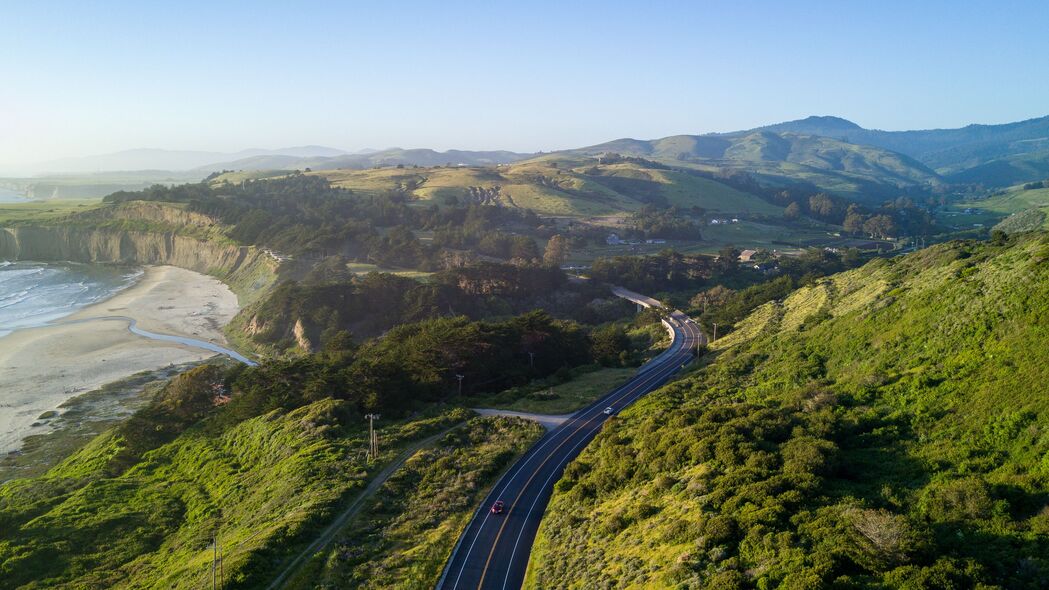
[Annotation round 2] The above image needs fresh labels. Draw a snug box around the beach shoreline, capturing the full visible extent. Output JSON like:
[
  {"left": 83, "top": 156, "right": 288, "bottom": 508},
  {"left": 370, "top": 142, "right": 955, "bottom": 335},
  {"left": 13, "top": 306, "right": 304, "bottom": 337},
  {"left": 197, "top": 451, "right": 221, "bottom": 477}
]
[{"left": 0, "top": 265, "right": 241, "bottom": 455}]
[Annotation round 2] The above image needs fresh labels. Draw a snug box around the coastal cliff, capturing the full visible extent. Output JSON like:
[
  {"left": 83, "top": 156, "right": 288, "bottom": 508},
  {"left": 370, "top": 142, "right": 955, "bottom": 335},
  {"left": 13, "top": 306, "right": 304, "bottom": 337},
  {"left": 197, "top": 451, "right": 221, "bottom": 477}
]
[{"left": 0, "top": 225, "right": 278, "bottom": 304}]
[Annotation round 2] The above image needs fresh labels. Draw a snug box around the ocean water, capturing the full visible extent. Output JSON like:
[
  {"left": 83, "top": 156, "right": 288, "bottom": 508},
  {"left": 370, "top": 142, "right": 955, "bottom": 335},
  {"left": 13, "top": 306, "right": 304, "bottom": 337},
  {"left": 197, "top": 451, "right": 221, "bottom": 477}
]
[
  {"left": 0, "top": 262, "right": 140, "bottom": 338},
  {"left": 0, "top": 187, "right": 28, "bottom": 203}
]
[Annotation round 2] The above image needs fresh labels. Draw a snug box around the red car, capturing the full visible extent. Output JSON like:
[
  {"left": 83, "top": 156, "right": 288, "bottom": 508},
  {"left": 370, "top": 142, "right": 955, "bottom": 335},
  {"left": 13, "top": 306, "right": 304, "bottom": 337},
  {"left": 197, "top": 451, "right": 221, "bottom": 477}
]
[{"left": 490, "top": 500, "right": 505, "bottom": 514}]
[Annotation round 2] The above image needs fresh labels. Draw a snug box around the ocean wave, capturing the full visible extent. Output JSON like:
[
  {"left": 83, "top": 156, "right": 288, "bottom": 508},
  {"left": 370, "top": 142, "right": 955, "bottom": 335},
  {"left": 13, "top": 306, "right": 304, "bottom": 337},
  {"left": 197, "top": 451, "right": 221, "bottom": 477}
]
[
  {"left": 0, "top": 290, "right": 32, "bottom": 308},
  {"left": 0, "top": 263, "right": 133, "bottom": 334}
]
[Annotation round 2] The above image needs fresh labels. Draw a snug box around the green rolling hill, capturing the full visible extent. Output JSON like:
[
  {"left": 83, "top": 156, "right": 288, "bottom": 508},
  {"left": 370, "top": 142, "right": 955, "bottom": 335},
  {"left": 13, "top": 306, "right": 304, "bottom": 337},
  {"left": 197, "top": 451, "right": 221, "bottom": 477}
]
[
  {"left": 943, "top": 150, "right": 1049, "bottom": 187},
  {"left": 528, "top": 233, "right": 1049, "bottom": 589},
  {"left": 939, "top": 181, "right": 1049, "bottom": 234},
  {"left": 292, "top": 156, "right": 783, "bottom": 217},
  {"left": 564, "top": 131, "right": 943, "bottom": 202},
  {"left": 759, "top": 114, "right": 1049, "bottom": 187}
]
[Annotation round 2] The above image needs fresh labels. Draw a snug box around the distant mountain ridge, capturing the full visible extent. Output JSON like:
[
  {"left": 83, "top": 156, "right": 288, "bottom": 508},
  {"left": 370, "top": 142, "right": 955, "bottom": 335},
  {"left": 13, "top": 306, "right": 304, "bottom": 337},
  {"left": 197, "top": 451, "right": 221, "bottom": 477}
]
[
  {"left": 23, "top": 113, "right": 1049, "bottom": 192},
  {"left": 27, "top": 146, "right": 351, "bottom": 175},
  {"left": 558, "top": 113, "right": 1049, "bottom": 195},
  {"left": 563, "top": 130, "right": 942, "bottom": 201},
  {"left": 753, "top": 114, "right": 1049, "bottom": 183},
  {"left": 25, "top": 146, "right": 536, "bottom": 177},
  {"left": 202, "top": 148, "right": 534, "bottom": 173}
]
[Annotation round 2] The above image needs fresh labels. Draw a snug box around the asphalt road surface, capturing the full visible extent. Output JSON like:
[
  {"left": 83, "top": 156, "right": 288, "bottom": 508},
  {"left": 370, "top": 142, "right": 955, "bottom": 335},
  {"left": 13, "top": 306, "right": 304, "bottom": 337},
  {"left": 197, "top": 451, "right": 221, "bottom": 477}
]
[{"left": 437, "top": 307, "right": 704, "bottom": 590}]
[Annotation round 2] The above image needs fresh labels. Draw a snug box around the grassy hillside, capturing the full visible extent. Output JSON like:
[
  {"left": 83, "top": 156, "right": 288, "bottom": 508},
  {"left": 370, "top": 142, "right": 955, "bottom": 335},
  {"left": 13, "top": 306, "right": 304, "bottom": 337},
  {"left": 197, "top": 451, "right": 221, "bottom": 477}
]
[
  {"left": 938, "top": 182, "right": 1049, "bottom": 234},
  {"left": 308, "top": 157, "right": 778, "bottom": 217},
  {"left": 568, "top": 131, "right": 942, "bottom": 201},
  {"left": 0, "top": 199, "right": 103, "bottom": 224},
  {"left": 528, "top": 234, "right": 1049, "bottom": 589},
  {"left": 946, "top": 151, "right": 1049, "bottom": 187},
  {"left": 760, "top": 114, "right": 1049, "bottom": 186},
  {"left": 284, "top": 416, "right": 544, "bottom": 590},
  {"left": 0, "top": 365, "right": 476, "bottom": 589}
]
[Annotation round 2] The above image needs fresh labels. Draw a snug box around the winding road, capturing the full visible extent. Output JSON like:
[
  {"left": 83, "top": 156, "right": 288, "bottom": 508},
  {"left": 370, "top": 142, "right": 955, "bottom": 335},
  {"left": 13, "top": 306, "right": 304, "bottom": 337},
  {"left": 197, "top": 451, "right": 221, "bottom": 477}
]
[{"left": 437, "top": 293, "right": 704, "bottom": 590}]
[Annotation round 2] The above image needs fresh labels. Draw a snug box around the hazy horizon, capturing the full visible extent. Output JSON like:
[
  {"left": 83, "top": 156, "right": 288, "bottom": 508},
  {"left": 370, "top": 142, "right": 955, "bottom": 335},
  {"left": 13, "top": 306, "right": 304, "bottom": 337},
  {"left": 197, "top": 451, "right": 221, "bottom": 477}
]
[{"left": 3, "top": 0, "right": 1048, "bottom": 172}]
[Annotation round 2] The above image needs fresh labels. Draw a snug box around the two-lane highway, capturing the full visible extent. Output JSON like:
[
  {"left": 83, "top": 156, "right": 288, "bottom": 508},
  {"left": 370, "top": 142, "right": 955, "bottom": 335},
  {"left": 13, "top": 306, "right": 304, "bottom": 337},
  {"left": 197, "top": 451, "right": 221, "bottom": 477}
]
[{"left": 438, "top": 301, "right": 704, "bottom": 590}]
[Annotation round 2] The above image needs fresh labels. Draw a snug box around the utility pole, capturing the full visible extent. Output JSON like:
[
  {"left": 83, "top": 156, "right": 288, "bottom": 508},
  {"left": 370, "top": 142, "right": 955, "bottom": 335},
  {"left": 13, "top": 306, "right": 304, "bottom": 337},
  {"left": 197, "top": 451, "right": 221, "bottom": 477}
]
[
  {"left": 712, "top": 322, "right": 718, "bottom": 342},
  {"left": 365, "top": 414, "right": 380, "bottom": 461},
  {"left": 212, "top": 536, "right": 217, "bottom": 590},
  {"left": 455, "top": 374, "right": 464, "bottom": 396}
]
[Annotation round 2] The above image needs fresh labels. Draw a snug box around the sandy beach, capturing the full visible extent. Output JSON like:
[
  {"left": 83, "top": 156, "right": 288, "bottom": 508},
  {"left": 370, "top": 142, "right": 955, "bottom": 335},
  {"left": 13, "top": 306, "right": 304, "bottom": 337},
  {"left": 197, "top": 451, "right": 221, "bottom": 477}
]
[{"left": 0, "top": 266, "right": 241, "bottom": 454}]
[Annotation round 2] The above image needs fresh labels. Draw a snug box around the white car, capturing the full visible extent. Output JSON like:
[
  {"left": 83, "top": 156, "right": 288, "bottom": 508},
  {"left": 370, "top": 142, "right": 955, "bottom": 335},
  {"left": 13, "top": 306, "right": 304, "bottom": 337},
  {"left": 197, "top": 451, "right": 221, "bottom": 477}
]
[{"left": 603, "top": 407, "right": 614, "bottom": 415}]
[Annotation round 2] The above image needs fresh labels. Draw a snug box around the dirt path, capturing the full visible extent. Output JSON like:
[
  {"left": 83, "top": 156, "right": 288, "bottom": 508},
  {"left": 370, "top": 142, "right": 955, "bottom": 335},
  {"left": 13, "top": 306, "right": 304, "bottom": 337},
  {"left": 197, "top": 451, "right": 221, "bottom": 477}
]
[
  {"left": 471, "top": 408, "right": 573, "bottom": 431},
  {"left": 267, "top": 426, "right": 460, "bottom": 589}
]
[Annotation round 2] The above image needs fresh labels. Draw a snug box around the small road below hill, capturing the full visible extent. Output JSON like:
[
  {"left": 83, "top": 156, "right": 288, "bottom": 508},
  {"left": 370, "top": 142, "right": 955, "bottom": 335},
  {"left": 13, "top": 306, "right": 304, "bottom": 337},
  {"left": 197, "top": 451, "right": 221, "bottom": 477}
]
[{"left": 471, "top": 409, "right": 572, "bottom": 431}]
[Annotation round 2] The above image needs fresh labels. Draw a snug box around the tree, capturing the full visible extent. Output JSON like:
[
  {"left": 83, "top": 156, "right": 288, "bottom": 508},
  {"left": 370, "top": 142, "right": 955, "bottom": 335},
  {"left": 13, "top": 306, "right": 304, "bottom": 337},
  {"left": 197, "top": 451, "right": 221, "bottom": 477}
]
[
  {"left": 784, "top": 201, "right": 802, "bottom": 220},
  {"left": 845, "top": 507, "right": 925, "bottom": 569},
  {"left": 842, "top": 247, "right": 862, "bottom": 267},
  {"left": 717, "top": 245, "right": 741, "bottom": 274},
  {"left": 809, "top": 193, "right": 839, "bottom": 220},
  {"left": 510, "top": 235, "right": 540, "bottom": 261},
  {"left": 589, "top": 324, "right": 630, "bottom": 366},
  {"left": 843, "top": 211, "right": 867, "bottom": 236},
  {"left": 544, "top": 234, "right": 570, "bottom": 266},
  {"left": 690, "top": 285, "right": 735, "bottom": 312},
  {"left": 863, "top": 215, "right": 897, "bottom": 239}
]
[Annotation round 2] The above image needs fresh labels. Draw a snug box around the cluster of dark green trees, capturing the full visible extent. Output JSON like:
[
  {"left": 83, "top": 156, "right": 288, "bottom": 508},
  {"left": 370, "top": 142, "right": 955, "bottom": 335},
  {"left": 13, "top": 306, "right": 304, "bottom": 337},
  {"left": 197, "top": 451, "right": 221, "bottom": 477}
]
[
  {"left": 624, "top": 205, "right": 703, "bottom": 240},
  {"left": 240, "top": 261, "right": 637, "bottom": 351},
  {"left": 227, "top": 309, "right": 635, "bottom": 420},
  {"left": 588, "top": 250, "right": 724, "bottom": 293},
  {"left": 105, "top": 175, "right": 550, "bottom": 269},
  {"left": 687, "top": 247, "right": 864, "bottom": 333},
  {"left": 776, "top": 190, "right": 936, "bottom": 239},
  {"left": 587, "top": 245, "right": 862, "bottom": 299}
]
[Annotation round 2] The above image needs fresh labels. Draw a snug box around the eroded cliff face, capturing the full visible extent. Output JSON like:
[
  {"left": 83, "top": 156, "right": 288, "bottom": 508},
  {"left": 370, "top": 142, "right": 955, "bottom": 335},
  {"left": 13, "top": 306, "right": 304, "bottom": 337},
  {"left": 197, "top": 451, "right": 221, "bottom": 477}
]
[
  {"left": 91, "top": 201, "right": 221, "bottom": 229},
  {"left": 0, "top": 225, "right": 277, "bottom": 304},
  {"left": 0, "top": 226, "right": 238, "bottom": 271}
]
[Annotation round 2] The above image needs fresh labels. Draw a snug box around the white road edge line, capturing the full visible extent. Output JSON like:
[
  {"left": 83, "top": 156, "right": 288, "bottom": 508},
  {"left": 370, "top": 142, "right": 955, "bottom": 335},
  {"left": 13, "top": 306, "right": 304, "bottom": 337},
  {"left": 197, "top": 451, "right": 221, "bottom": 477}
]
[{"left": 499, "top": 338, "right": 691, "bottom": 589}]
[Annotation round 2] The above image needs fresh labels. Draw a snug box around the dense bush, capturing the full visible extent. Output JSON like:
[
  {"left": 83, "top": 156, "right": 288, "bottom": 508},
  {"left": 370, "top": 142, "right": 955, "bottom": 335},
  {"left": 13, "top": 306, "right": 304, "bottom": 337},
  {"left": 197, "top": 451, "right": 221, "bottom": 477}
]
[{"left": 529, "top": 235, "right": 1049, "bottom": 589}]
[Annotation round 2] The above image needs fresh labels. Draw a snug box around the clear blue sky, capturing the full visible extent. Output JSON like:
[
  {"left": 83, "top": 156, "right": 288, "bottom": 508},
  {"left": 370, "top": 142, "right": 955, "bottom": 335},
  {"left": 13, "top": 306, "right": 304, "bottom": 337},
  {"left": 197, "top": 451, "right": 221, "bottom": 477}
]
[{"left": 2, "top": 0, "right": 1047, "bottom": 166}]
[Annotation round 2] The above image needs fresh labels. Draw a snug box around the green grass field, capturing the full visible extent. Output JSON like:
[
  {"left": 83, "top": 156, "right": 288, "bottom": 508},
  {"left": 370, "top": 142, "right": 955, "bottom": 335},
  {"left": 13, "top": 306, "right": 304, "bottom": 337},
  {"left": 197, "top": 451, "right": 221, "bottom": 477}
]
[
  {"left": 937, "top": 184, "right": 1049, "bottom": 233},
  {"left": 565, "top": 220, "right": 836, "bottom": 264},
  {"left": 344, "top": 262, "right": 433, "bottom": 280},
  {"left": 306, "top": 156, "right": 783, "bottom": 218},
  {"left": 208, "top": 170, "right": 294, "bottom": 185},
  {"left": 0, "top": 198, "right": 103, "bottom": 224},
  {"left": 468, "top": 367, "right": 638, "bottom": 415}
]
